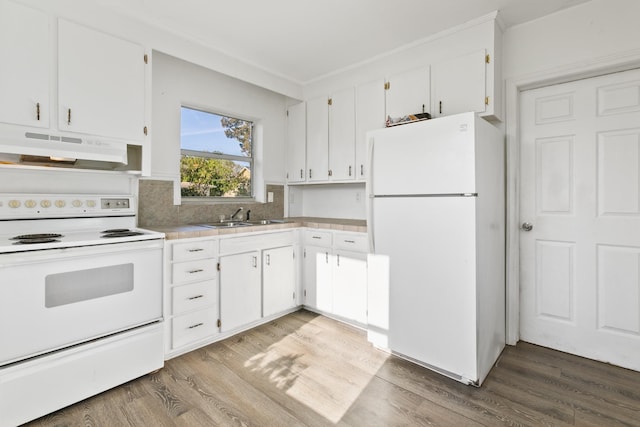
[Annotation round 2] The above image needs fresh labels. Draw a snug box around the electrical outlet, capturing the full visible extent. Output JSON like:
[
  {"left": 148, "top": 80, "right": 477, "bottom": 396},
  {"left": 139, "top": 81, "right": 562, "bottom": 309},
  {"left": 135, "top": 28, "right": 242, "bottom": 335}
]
[{"left": 267, "top": 191, "right": 274, "bottom": 203}]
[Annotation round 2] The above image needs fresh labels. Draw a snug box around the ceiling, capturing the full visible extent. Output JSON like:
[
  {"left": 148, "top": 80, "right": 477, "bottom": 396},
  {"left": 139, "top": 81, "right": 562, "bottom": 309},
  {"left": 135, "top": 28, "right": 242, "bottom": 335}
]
[{"left": 94, "top": 0, "right": 591, "bottom": 85}]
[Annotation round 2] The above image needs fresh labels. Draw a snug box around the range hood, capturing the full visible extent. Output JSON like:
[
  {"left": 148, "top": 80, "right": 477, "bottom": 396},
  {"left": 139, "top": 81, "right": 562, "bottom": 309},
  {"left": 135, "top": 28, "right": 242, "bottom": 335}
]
[
  {"left": 0, "top": 128, "right": 140, "bottom": 171},
  {"left": 0, "top": 129, "right": 128, "bottom": 165}
]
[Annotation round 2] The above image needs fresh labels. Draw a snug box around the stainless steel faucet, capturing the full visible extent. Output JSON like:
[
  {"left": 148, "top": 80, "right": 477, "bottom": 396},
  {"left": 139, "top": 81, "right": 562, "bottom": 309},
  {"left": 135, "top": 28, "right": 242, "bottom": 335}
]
[{"left": 230, "top": 207, "right": 243, "bottom": 220}]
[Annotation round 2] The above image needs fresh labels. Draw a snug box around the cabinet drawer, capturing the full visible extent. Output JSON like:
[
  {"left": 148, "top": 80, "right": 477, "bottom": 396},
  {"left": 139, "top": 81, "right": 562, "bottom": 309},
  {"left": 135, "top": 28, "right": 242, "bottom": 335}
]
[
  {"left": 334, "top": 232, "right": 368, "bottom": 252},
  {"left": 171, "top": 308, "right": 217, "bottom": 350},
  {"left": 172, "top": 280, "right": 216, "bottom": 315},
  {"left": 171, "top": 239, "right": 217, "bottom": 262},
  {"left": 171, "top": 259, "right": 216, "bottom": 284},
  {"left": 304, "top": 230, "right": 332, "bottom": 246}
]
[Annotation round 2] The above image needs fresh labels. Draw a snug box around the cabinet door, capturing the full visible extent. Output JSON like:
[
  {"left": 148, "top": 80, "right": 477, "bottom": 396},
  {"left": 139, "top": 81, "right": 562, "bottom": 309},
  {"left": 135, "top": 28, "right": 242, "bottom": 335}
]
[
  {"left": 263, "top": 246, "right": 296, "bottom": 317},
  {"left": 286, "top": 102, "right": 306, "bottom": 183},
  {"left": 356, "top": 79, "right": 385, "bottom": 180},
  {"left": 0, "top": 0, "right": 50, "bottom": 128},
  {"left": 333, "top": 250, "right": 368, "bottom": 324},
  {"left": 58, "top": 19, "right": 145, "bottom": 141},
  {"left": 303, "top": 245, "right": 332, "bottom": 311},
  {"left": 219, "top": 251, "right": 261, "bottom": 332},
  {"left": 305, "top": 96, "right": 329, "bottom": 182},
  {"left": 385, "top": 67, "right": 430, "bottom": 120},
  {"left": 328, "top": 87, "right": 355, "bottom": 181},
  {"left": 431, "top": 49, "right": 486, "bottom": 118}
]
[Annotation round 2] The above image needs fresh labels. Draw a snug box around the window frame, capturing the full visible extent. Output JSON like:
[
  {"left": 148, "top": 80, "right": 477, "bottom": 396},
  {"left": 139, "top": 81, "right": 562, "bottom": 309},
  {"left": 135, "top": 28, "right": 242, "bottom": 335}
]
[{"left": 179, "top": 106, "right": 254, "bottom": 201}]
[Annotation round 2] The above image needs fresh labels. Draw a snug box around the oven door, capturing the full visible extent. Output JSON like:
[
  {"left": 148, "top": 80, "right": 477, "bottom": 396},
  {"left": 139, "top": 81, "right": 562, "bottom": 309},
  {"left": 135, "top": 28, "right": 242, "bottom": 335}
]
[{"left": 0, "top": 240, "right": 163, "bottom": 366}]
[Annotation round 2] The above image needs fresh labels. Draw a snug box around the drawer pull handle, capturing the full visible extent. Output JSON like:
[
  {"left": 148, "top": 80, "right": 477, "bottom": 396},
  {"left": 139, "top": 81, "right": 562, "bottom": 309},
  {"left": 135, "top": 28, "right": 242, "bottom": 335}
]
[
  {"left": 188, "top": 323, "right": 204, "bottom": 329},
  {"left": 312, "top": 236, "right": 322, "bottom": 239},
  {"left": 188, "top": 295, "right": 204, "bottom": 300},
  {"left": 188, "top": 269, "right": 204, "bottom": 274},
  {"left": 344, "top": 239, "right": 356, "bottom": 243},
  {"left": 188, "top": 248, "right": 204, "bottom": 252}
]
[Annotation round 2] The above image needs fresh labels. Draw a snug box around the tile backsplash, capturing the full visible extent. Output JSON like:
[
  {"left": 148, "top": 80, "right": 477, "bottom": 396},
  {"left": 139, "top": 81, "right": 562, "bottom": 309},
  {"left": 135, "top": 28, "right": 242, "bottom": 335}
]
[{"left": 138, "top": 179, "right": 284, "bottom": 227}]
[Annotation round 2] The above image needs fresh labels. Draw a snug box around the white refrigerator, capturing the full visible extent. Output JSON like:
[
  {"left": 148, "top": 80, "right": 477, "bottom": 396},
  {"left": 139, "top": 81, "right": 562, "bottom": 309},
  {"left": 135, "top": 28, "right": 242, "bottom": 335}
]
[{"left": 366, "top": 112, "right": 505, "bottom": 386}]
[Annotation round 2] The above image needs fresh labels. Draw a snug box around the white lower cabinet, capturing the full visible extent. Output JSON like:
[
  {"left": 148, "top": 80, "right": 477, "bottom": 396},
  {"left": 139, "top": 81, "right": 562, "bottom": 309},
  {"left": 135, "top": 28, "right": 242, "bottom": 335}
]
[
  {"left": 219, "top": 251, "right": 261, "bottom": 333},
  {"left": 218, "top": 231, "right": 298, "bottom": 334},
  {"left": 332, "top": 250, "right": 367, "bottom": 324},
  {"left": 263, "top": 246, "right": 297, "bottom": 317},
  {"left": 302, "top": 229, "right": 368, "bottom": 325}
]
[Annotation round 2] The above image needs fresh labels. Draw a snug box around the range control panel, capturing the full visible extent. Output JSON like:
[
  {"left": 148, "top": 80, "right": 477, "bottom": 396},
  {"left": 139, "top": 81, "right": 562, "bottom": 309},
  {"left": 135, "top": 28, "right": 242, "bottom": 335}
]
[{"left": 0, "top": 194, "right": 136, "bottom": 219}]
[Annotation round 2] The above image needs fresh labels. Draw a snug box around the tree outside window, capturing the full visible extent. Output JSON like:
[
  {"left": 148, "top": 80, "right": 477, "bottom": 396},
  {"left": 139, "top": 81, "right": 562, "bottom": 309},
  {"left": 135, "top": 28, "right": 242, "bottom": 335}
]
[{"left": 180, "top": 107, "right": 253, "bottom": 198}]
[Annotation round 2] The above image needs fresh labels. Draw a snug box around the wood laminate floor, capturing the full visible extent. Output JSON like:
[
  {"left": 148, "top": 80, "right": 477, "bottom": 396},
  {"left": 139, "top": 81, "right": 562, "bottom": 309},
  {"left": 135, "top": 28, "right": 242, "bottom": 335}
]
[{"left": 25, "top": 310, "right": 640, "bottom": 426}]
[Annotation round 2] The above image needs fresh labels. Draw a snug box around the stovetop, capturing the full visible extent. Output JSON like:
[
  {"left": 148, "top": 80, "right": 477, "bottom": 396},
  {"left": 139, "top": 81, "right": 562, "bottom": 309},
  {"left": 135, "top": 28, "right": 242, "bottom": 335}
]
[{"left": 0, "top": 193, "right": 164, "bottom": 253}]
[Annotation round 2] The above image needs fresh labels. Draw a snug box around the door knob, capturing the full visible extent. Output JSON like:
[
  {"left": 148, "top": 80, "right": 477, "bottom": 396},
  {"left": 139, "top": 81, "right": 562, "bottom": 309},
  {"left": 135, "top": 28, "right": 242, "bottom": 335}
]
[{"left": 521, "top": 222, "right": 533, "bottom": 232}]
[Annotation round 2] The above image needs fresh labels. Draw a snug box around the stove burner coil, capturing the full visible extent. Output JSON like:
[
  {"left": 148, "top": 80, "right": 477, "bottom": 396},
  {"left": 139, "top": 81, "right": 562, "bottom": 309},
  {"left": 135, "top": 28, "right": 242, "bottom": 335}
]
[
  {"left": 101, "top": 229, "right": 131, "bottom": 234},
  {"left": 10, "top": 233, "right": 63, "bottom": 240},
  {"left": 13, "top": 238, "right": 60, "bottom": 244},
  {"left": 101, "top": 230, "right": 145, "bottom": 238}
]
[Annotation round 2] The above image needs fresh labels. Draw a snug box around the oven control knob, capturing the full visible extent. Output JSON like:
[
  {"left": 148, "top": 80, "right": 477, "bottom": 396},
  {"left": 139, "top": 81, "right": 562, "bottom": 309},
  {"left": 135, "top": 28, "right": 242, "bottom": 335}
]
[
  {"left": 24, "top": 200, "right": 37, "bottom": 208},
  {"left": 86, "top": 200, "right": 96, "bottom": 208},
  {"left": 40, "top": 200, "right": 51, "bottom": 208},
  {"left": 8, "top": 200, "right": 21, "bottom": 208},
  {"left": 72, "top": 200, "right": 82, "bottom": 207},
  {"left": 55, "top": 200, "right": 66, "bottom": 208}
]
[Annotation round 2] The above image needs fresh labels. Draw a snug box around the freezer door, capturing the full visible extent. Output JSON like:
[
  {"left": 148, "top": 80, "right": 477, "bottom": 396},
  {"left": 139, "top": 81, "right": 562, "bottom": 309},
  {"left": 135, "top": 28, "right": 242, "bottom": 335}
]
[
  {"left": 369, "top": 112, "right": 476, "bottom": 195},
  {"left": 372, "top": 196, "right": 478, "bottom": 381}
]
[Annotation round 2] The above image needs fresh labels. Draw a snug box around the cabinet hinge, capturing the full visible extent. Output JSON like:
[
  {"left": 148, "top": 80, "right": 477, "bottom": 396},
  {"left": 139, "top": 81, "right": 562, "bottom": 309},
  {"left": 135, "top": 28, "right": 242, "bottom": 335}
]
[
  {"left": 217, "top": 319, "right": 221, "bottom": 328},
  {"left": 384, "top": 82, "right": 390, "bottom": 90},
  {"left": 485, "top": 96, "right": 490, "bottom": 106},
  {"left": 217, "top": 262, "right": 221, "bottom": 271},
  {"left": 328, "top": 98, "right": 333, "bottom": 106},
  {"left": 485, "top": 54, "right": 490, "bottom": 64},
  {"left": 144, "top": 54, "right": 148, "bottom": 64},
  {"left": 143, "top": 126, "right": 148, "bottom": 136}
]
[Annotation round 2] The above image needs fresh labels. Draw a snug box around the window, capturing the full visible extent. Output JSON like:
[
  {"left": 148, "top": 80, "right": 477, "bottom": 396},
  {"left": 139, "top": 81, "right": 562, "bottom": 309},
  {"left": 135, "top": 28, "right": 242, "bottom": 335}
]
[{"left": 180, "top": 106, "right": 253, "bottom": 198}]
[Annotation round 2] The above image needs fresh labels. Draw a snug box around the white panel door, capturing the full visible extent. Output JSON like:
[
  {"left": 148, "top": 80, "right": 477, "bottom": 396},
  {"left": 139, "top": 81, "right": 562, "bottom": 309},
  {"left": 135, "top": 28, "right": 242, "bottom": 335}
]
[
  {"left": 306, "top": 96, "right": 329, "bottom": 181},
  {"left": 263, "top": 246, "right": 296, "bottom": 317},
  {"left": 356, "top": 79, "right": 386, "bottom": 180},
  {"left": 286, "top": 102, "right": 306, "bottom": 183},
  {"left": 0, "top": 0, "right": 50, "bottom": 128},
  {"left": 219, "top": 251, "right": 261, "bottom": 332},
  {"left": 328, "top": 87, "right": 356, "bottom": 181},
  {"left": 332, "top": 250, "right": 367, "bottom": 324},
  {"left": 520, "top": 68, "right": 640, "bottom": 371},
  {"left": 385, "top": 67, "right": 430, "bottom": 119},
  {"left": 58, "top": 19, "right": 145, "bottom": 141},
  {"left": 302, "top": 245, "right": 332, "bottom": 311}
]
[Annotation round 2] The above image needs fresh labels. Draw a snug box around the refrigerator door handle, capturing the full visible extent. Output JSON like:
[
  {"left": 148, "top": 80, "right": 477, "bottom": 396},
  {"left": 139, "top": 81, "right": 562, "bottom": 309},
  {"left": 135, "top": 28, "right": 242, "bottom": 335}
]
[{"left": 366, "top": 137, "right": 375, "bottom": 252}]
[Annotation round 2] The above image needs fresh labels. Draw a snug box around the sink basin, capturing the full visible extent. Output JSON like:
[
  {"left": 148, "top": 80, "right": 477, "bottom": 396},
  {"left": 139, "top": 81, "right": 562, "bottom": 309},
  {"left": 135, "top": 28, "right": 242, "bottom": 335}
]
[{"left": 199, "top": 221, "right": 252, "bottom": 229}]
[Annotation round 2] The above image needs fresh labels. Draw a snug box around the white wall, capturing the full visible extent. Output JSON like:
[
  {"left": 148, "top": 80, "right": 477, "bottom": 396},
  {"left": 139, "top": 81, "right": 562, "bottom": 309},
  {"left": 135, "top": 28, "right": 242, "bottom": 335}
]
[
  {"left": 288, "top": 184, "right": 366, "bottom": 219},
  {"left": 150, "top": 51, "right": 288, "bottom": 203},
  {"left": 503, "top": 0, "right": 640, "bottom": 81}
]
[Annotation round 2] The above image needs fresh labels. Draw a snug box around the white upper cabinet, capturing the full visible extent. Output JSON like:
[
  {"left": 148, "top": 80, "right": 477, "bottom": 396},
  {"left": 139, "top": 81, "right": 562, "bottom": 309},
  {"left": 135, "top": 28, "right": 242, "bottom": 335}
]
[
  {"left": 384, "top": 67, "right": 431, "bottom": 120},
  {"left": 0, "top": 1, "right": 50, "bottom": 128},
  {"left": 328, "top": 87, "right": 355, "bottom": 181},
  {"left": 355, "top": 79, "right": 385, "bottom": 181},
  {"left": 431, "top": 49, "right": 487, "bottom": 118},
  {"left": 286, "top": 102, "right": 306, "bottom": 183},
  {"left": 306, "top": 95, "right": 329, "bottom": 182},
  {"left": 58, "top": 19, "right": 145, "bottom": 142}
]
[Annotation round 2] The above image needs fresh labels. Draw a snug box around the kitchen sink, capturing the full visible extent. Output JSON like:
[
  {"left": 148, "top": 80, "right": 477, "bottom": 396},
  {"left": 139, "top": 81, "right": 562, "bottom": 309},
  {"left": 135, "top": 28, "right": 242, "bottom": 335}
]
[{"left": 199, "top": 221, "right": 252, "bottom": 228}]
